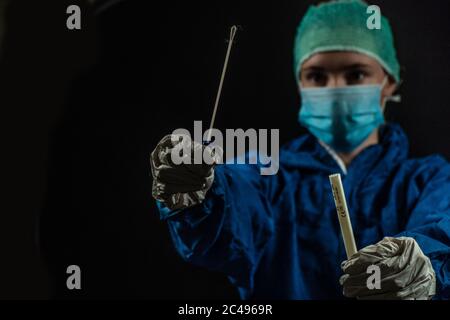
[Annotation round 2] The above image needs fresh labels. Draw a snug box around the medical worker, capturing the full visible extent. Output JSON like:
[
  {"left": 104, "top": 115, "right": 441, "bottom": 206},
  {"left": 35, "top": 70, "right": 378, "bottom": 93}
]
[{"left": 150, "top": 0, "right": 450, "bottom": 299}]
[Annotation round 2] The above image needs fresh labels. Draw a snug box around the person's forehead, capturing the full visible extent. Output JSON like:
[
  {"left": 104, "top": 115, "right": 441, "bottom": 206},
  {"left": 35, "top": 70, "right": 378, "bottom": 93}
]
[{"left": 301, "top": 51, "right": 382, "bottom": 71}]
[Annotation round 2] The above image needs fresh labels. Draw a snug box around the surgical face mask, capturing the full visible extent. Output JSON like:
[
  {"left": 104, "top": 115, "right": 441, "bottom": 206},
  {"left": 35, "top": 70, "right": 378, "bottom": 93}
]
[{"left": 298, "top": 77, "right": 388, "bottom": 153}]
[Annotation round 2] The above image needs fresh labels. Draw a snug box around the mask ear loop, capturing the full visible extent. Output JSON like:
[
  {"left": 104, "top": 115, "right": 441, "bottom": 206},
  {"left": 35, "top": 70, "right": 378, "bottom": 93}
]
[
  {"left": 299, "top": 80, "right": 304, "bottom": 91},
  {"left": 381, "top": 76, "right": 402, "bottom": 111},
  {"left": 381, "top": 75, "right": 389, "bottom": 88}
]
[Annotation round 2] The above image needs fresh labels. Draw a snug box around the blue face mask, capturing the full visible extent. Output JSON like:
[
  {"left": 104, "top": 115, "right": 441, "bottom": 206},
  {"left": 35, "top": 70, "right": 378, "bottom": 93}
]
[{"left": 298, "top": 78, "right": 387, "bottom": 152}]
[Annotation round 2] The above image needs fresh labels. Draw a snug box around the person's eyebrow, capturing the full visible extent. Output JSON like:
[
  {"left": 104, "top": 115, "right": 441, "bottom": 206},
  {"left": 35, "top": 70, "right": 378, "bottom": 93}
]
[
  {"left": 302, "top": 66, "right": 326, "bottom": 72},
  {"left": 341, "top": 63, "right": 372, "bottom": 70},
  {"left": 302, "top": 63, "right": 373, "bottom": 72}
]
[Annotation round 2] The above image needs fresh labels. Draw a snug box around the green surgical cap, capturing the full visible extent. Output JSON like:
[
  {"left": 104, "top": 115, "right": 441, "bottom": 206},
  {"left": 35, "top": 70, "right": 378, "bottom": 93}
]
[{"left": 293, "top": 0, "right": 400, "bottom": 82}]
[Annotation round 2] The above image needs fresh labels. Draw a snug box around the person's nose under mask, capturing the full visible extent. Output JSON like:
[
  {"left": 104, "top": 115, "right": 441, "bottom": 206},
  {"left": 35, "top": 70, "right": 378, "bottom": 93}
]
[{"left": 298, "top": 76, "right": 390, "bottom": 153}]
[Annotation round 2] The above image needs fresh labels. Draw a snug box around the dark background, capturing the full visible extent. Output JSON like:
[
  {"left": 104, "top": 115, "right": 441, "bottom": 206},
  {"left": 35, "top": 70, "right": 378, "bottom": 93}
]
[{"left": 0, "top": 0, "right": 449, "bottom": 299}]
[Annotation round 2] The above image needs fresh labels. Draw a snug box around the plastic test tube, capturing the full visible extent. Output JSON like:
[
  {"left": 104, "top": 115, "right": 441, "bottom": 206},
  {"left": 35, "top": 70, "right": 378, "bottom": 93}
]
[{"left": 329, "top": 173, "right": 358, "bottom": 259}]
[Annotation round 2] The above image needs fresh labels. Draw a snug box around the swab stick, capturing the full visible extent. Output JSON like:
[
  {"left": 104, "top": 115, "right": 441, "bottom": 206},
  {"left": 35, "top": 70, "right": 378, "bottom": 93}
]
[{"left": 205, "top": 25, "right": 238, "bottom": 143}]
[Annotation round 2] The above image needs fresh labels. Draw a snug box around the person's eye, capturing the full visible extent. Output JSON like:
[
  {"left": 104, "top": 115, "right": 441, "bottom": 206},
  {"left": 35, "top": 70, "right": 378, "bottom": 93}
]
[
  {"left": 346, "top": 70, "right": 368, "bottom": 84},
  {"left": 306, "top": 71, "right": 327, "bottom": 86}
]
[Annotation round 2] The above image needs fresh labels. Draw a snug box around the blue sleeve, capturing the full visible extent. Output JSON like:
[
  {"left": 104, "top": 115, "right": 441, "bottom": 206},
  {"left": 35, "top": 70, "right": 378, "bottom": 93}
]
[
  {"left": 396, "top": 155, "right": 450, "bottom": 300},
  {"left": 156, "top": 163, "right": 275, "bottom": 298}
]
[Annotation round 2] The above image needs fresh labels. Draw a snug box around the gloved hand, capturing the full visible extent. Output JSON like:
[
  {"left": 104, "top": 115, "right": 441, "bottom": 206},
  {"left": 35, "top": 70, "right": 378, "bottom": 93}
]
[
  {"left": 340, "top": 236, "right": 436, "bottom": 300},
  {"left": 150, "top": 134, "right": 220, "bottom": 211}
]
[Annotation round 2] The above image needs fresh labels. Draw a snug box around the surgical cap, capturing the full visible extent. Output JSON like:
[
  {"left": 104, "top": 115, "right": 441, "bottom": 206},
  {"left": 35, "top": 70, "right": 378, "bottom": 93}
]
[{"left": 293, "top": 0, "right": 400, "bottom": 82}]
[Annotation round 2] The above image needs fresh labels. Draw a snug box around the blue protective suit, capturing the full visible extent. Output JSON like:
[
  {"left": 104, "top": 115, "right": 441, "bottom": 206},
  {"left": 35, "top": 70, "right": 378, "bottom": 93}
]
[{"left": 157, "top": 123, "right": 450, "bottom": 299}]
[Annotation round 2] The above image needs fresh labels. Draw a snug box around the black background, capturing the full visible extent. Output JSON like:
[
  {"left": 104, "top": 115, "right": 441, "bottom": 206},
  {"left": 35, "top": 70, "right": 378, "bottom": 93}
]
[{"left": 0, "top": 0, "right": 449, "bottom": 299}]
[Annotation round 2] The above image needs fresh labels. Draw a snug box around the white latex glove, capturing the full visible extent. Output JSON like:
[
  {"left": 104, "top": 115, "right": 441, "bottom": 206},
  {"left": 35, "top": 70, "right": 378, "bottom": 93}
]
[
  {"left": 340, "top": 237, "right": 436, "bottom": 300},
  {"left": 150, "top": 134, "right": 220, "bottom": 211}
]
